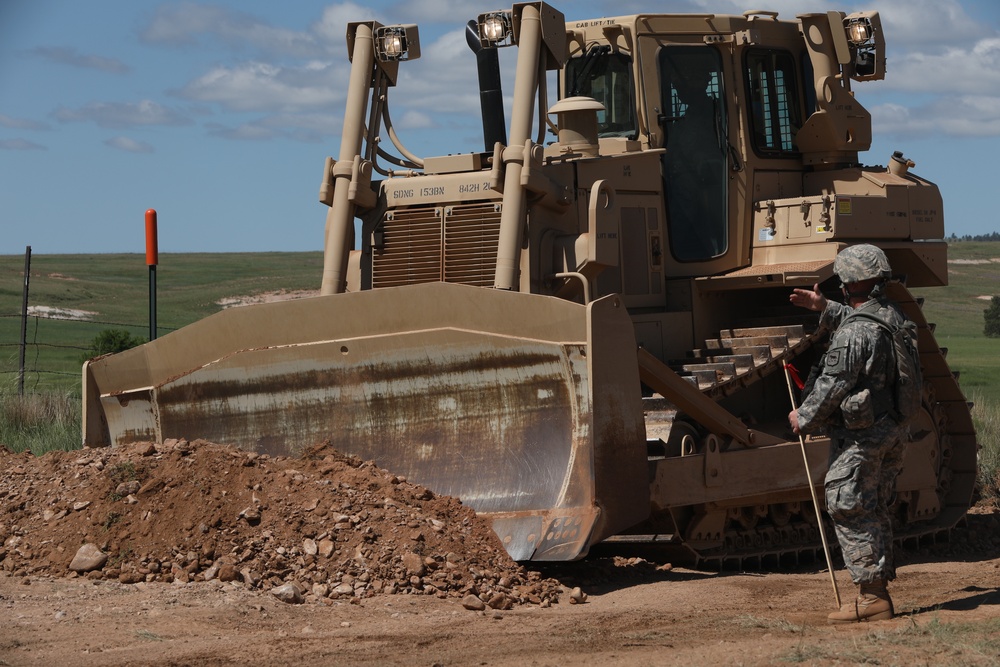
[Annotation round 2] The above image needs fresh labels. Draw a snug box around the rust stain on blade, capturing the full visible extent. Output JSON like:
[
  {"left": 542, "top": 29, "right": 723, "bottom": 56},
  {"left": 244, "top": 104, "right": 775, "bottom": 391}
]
[{"left": 154, "top": 330, "right": 592, "bottom": 517}]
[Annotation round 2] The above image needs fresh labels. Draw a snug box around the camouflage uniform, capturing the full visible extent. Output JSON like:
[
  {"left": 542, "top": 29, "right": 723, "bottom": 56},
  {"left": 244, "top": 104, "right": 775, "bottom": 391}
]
[{"left": 796, "top": 292, "right": 907, "bottom": 585}]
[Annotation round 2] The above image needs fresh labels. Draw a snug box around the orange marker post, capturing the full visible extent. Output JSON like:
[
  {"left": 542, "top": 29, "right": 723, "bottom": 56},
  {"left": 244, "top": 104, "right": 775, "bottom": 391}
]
[{"left": 145, "top": 209, "right": 158, "bottom": 340}]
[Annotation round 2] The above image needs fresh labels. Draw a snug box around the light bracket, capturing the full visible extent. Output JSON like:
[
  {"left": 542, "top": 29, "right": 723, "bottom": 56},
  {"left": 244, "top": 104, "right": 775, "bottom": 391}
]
[
  {"left": 477, "top": 11, "right": 514, "bottom": 48},
  {"left": 374, "top": 24, "right": 421, "bottom": 62}
]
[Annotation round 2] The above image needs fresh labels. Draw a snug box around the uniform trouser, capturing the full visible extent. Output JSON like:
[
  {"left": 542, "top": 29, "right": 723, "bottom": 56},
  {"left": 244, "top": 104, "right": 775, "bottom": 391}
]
[{"left": 824, "top": 432, "right": 904, "bottom": 584}]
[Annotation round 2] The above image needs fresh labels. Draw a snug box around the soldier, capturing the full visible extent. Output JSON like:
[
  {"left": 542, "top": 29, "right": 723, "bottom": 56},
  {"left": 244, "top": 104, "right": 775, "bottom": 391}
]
[{"left": 788, "top": 244, "right": 908, "bottom": 623}]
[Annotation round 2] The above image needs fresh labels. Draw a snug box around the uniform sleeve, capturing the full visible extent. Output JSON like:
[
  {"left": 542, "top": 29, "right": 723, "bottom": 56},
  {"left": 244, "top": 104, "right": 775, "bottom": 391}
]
[
  {"left": 818, "top": 300, "right": 851, "bottom": 331},
  {"left": 796, "top": 323, "right": 871, "bottom": 434}
]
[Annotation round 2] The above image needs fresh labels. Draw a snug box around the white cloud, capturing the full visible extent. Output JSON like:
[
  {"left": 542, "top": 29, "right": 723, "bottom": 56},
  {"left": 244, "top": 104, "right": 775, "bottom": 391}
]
[
  {"left": 872, "top": 96, "right": 1000, "bottom": 138},
  {"left": 142, "top": 2, "right": 322, "bottom": 56},
  {"left": 391, "top": 28, "right": 486, "bottom": 115},
  {"left": 312, "top": 3, "right": 383, "bottom": 46},
  {"left": 264, "top": 111, "right": 342, "bottom": 139},
  {"left": 386, "top": 0, "right": 492, "bottom": 24},
  {"left": 0, "top": 114, "right": 50, "bottom": 131},
  {"left": 141, "top": 2, "right": 228, "bottom": 44},
  {"left": 105, "top": 136, "right": 154, "bottom": 153},
  {"left": 872, "top": 0, "right": 987, "bottom": 45},
  {"left": 0, "top": 138, "right": 46, "bottom": 151},
  {"left": 53, "top": 100, "right": 193, "bottom": 129},
  {"left": 31, "top": 47, "right": 130, "bottom": 74},
  {"left": 177, "top": 60, "right": 346, "bottom": 113},
  {"left": 397, "top": 110, "right": 435, "bottom": 130},
  {"left": 680, "top": 0, "right": 985, "bottom": 44},
  {"left": 886, "top": 37, "right": 1000, "bottom": 95},
  {"left": 205, "top": 121, "right": 277, "bottom": 141},
  {"left": 206, "top": 112, "right": 341, "bottom": 142}
]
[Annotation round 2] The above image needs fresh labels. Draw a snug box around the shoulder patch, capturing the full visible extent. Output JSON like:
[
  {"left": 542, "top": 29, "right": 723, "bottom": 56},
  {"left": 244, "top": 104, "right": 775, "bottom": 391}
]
[{"left": 825, "top": 346, "right": 848, "bottom": 373}]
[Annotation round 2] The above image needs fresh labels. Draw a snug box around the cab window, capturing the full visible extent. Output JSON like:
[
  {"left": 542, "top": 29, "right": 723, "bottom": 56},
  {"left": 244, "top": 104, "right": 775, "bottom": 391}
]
[
  {"left": 564, "top": 49, "right": 637, "bottom": 138},
  {"left": 745, "top": 50, "right": 804, "bottom": 156}
]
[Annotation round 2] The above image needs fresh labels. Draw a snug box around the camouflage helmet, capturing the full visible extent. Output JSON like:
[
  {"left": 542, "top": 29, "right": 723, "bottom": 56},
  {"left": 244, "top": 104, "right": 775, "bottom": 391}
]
[{"left": 834, "top": 244, "right": 892, "bottom": 284}]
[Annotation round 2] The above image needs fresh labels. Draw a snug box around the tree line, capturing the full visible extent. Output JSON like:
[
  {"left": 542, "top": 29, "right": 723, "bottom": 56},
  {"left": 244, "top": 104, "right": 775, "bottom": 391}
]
[{"left": 949, "top": 233, "right": 1000, "bottom": 242}]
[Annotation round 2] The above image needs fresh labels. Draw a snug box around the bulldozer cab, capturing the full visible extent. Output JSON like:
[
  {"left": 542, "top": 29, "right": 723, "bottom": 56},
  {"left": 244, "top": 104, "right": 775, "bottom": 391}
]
[
  {"left": 559, "top": 22, "right": 748, "bottom": 280},
  {"left": 559, "top": 11, "right": 888, "bottom": 283}
]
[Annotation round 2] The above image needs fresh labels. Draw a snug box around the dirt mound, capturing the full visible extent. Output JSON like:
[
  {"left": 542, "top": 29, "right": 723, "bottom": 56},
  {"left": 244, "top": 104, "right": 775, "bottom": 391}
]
[{"left": 0, "top": 440, "right": 562, "bottom": 608}]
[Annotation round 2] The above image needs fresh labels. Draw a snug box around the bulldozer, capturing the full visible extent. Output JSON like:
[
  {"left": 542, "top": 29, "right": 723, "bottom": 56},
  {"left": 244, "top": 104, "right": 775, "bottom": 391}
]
[{"left": 83, "top": 3, "right": 977, "bottom": 566}]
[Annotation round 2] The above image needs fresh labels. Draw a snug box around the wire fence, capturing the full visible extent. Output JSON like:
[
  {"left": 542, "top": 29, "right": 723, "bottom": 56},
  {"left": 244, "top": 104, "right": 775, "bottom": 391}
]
[{"left": 0, "top": 312, "right": 173, "bottom": 394}]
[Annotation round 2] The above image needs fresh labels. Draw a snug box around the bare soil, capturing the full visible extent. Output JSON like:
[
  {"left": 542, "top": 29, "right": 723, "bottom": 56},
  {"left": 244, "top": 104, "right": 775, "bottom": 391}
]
[{"left": 2, "top": 440, "right": 999, "bottom": 666}]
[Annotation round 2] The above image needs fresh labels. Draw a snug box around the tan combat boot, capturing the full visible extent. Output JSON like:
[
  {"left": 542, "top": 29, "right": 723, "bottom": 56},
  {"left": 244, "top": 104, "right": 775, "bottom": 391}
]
[{"left": 827, "top": 581, "right": 894, "bottom": 623}]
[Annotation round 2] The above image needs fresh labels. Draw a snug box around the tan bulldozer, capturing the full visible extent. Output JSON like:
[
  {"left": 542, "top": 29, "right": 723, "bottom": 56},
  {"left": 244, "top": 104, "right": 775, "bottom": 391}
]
[{"left": 83, "top": 3, "right": 977, "bottom": 566}]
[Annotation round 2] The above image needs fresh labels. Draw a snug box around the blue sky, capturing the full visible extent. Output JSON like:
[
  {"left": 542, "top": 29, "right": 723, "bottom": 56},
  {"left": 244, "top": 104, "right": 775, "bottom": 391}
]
[{"left": 2, "top": 0, "right": 999, "bottom": 256}]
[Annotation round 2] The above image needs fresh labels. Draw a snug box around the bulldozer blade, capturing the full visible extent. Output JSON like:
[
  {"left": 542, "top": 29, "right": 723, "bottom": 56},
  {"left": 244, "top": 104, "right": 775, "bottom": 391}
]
[{"left": 83, "top": 283, "right": 649, "bottom": 561}]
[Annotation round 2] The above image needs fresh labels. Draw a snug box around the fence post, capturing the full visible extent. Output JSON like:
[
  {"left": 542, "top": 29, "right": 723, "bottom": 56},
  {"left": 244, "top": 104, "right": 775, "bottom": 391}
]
[
  {"left": 18, "top": 245, "right": 32, "bottom": 396},
  {"left": 146, "top": 209, "right": 158, "bottom": 341}
]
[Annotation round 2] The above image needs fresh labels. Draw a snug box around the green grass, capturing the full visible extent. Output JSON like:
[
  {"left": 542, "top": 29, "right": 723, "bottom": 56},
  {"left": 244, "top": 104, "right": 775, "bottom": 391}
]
[
  {"left": 0, "top": 252, "right": 323, "bottom": 393},
  {"left": 0, "top": 388, "right": 80, "bottom": 454},
  {"left": 907, "top": 243, "right": 1000, "bottom": 498},
  {"left": 779, "top": 616, "right": 1000, "bottom": 666},
  {"left": 971, "top": 391, "right": 1000, "bottom": 502},
  {"left": 913, "top": 242, "right": 1000, "bottom": 404},
  {"left": 0, "top": 252, "right": 321, "bottom": 451}
]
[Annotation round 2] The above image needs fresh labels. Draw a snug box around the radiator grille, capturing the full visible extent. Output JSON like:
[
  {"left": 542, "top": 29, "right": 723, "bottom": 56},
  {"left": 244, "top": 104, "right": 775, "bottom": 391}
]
[{"left": 373, "top": 202, "right": 502, "bottom": 288}]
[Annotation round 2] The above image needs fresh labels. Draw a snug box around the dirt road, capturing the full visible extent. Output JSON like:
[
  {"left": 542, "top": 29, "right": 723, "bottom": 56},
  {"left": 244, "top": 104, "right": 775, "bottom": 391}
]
[
  {"left": 2, "top": 441, "right": 998, "bottom": 666},
  {"left": 4, "top": 547, "right": 1000, "bottom": 666}
]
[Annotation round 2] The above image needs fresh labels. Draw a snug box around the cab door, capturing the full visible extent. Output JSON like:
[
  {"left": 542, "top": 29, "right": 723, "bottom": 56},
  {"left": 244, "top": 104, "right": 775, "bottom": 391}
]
[{"left": 641, "top": 39, "right": 748, "bottom": 278}]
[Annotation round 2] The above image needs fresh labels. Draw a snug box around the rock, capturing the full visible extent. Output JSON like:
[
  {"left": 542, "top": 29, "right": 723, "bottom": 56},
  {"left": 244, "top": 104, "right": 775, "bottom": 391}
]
[
  {"left": 462, "top": 594, "right": 486, "bottom": 611},
  {"left": 203, "top": 560, "right": 222, "bottom": 581},
  {"left": 0, "top": 439, "right": 570, "bottom": 608},
  {"left": 171, "top": 563, "right": 190, "bottom": 583},
  {"left": 318, "top": 539, "right": 335, "bottom": 558},
  {"left": 69, "top": 544, "right": 107, "bottom": 573},
  {"left": 402, "top": 552, "right": 426, "bottom": 576},
  {"left": 239, "top": 567, "right": 259, "bottom": 586},
  {"left": 568, "top": 587, "right": 587, "bottom": 604},
  {"left": 271, "top": 583, "right": 304, "bottom": 604},
  {"left": 487, "top": 592, "right": 510, "bottom": 610},
  {"left": 119, "top": 571, "right": 144, "bottom": 584},
  {"left": 71, "top": 501, "right": 91, "bottom": 512},
  {"left": 239, "top": 507, "right": 261, "bottom": 524},
  {"left": 137, "top": 479, "right": 165, "bottom": 495},
  {"left": 115, "top": 481, "right": 141, "bottom": 496}
]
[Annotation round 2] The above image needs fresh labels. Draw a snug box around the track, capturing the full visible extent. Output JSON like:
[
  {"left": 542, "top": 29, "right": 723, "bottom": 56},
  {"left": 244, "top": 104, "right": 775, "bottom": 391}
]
[{"left": 634, "top": 283, "right": 979, "bottom": 568}]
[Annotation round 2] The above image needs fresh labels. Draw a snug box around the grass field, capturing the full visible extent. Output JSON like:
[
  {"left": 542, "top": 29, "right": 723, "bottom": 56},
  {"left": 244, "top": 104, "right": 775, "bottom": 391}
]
[
  {"left": 0, "top": 251, "right": 324, "bottom": 393},
  {"left": 1, "top": 243, "right": 998, "bottom": 498},
  {"left": 3, "top": 244, "right": 996, "bottom": 396},
  {"left": 911, "top": 243, "right": 1000, "bottom": 405}
]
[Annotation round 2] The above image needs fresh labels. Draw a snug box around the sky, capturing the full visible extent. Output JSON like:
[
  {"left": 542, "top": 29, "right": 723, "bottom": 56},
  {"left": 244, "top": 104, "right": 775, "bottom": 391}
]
[{"left": 2, "top": 0, "right": 999, "bottom": 256}]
